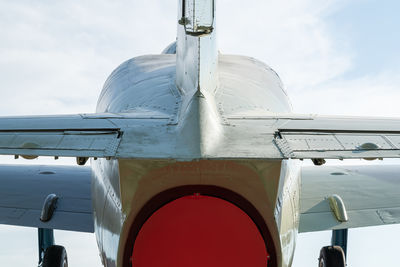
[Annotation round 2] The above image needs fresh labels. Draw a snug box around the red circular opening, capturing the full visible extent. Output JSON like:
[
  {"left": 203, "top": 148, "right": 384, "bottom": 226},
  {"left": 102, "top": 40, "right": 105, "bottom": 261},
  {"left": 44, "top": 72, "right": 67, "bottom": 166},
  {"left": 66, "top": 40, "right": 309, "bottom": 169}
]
[{"left": 132, "top": 194, "right": 269, "bottom": 267}]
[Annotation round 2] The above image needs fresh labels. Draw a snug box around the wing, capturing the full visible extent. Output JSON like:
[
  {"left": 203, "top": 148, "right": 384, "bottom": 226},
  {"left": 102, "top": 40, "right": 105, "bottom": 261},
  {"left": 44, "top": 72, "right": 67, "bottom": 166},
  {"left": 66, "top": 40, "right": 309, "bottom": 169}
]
[
  {"left": 0, "top": 164, "right": 93, "bottom": 232},
  {"left": 0, "top": 113, "right": 172, "bottom": 159},
  {"left": 0, "top": 114, "right": 122, "bottom": 159},
  {"left": 299, "top": 165, "right": 400, "bottom": 233},
  {"left": 274, "top": 114, "right": 400, "bottom": 160},
  {"left": 0, "top": 113, "right": 400, "bottom": 160}
]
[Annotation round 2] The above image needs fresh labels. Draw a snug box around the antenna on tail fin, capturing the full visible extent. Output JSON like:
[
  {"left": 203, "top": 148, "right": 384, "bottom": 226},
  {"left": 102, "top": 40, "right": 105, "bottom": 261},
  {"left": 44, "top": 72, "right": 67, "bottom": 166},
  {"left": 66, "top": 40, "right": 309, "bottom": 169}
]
[{"left": 176, "top": 0, "right": 218, "bottom": 96}]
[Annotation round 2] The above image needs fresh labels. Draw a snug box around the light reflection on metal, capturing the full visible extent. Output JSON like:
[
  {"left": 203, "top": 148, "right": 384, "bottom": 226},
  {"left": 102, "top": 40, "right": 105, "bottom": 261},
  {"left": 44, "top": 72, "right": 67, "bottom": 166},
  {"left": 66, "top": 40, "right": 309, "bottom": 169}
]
[
  {"left": 180, "top": 0, "right": 214, "bottom": 35},
  {"left": 327, "top": 194, "right": 349, "bottom": 223},
  {"left": 358, "top": 142, "right": 380, "bottom": 160},
  {"left": 40, "top": 194, "right": 59, "bottom": 222}
]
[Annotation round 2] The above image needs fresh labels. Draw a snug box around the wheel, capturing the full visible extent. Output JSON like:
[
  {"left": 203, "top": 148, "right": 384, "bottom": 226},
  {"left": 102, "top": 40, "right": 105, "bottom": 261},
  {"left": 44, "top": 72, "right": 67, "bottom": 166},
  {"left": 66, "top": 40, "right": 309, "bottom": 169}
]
[
  {"left": 42, "top": 245, "right": 68, "bottom": 267},
  {"left": 318, "top": 246, "right": 345, "bottom": 267}
]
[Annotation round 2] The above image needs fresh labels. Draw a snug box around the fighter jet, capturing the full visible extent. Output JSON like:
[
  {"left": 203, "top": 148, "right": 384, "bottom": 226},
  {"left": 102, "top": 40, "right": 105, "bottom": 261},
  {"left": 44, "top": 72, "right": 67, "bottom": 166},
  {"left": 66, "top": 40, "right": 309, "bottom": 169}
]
[{"left": 1, "top": 1, "right": 400, "bottom": 267}]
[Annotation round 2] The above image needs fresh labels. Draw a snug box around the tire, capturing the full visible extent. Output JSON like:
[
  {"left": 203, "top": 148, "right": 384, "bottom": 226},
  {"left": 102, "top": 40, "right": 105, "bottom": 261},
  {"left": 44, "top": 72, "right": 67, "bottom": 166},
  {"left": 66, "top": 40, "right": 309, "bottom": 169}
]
[
  {"left": 318, "top": 246, "right": 346, "bottom": 267},
  {"left": 42, "top": 245, "right": 68, "bottom": 267}
]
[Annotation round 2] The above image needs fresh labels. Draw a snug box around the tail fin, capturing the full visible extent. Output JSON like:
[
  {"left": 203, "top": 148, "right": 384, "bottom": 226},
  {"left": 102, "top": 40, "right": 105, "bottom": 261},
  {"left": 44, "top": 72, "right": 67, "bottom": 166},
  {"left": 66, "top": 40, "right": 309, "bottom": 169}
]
[{"left": 176, "top": 0, "right": 218, "bottom": 96}]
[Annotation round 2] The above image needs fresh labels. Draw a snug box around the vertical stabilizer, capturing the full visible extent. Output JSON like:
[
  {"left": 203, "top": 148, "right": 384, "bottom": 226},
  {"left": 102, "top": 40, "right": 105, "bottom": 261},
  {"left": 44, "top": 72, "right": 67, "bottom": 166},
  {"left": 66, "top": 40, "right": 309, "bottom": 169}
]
[
  {"left": 176, "top": 0, "right": 222, "bottom": 156},
  {"left": 176, "top": 0, "right": 218, "bottom": 97}
]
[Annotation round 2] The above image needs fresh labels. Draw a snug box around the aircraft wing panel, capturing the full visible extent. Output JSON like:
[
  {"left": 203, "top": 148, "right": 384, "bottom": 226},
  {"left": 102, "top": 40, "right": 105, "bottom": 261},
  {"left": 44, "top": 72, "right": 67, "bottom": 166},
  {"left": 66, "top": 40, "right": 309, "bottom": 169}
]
[
  {"left": 274, "top": 115, "right": 400, "bottom": 160},
  {"left": 0, "top": 165, "right": 93, "bottom": 232},
  {"left": 1, "top": 113, "right": 400, "bottom": 160},
  {"left": 0, "top": 114, "right": 122, "bottom": 159},
  {"left": 299, "top": 165, "right": 400, "bottom": 233}
]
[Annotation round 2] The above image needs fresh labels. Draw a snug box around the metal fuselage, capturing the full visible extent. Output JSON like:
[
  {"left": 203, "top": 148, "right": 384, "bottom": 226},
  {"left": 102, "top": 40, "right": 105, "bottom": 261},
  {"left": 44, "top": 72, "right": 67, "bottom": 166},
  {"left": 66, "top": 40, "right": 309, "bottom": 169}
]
[
  {"left": 90, "top": 55, "right": 302, "bottom": 267},
  {"left": 90, "top": 2, "right": 302, "bottom": 267}
]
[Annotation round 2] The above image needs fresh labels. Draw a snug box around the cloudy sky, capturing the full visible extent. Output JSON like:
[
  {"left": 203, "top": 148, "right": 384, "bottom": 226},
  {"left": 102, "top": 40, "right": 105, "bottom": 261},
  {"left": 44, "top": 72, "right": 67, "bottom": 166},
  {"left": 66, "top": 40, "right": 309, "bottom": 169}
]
[{"left": 0, "top": 0, "right": 399, "bottom": 266}]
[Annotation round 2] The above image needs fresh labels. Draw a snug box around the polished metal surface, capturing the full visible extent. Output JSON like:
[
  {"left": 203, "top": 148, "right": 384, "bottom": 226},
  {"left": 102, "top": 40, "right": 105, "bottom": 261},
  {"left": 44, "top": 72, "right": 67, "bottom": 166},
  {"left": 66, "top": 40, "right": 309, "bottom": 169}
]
[
  {"left": 0, "top": 1, "right": 400, "bottom": 267},
  {"left": 327, "top": 195, "right": 348, "bottom": 223}
]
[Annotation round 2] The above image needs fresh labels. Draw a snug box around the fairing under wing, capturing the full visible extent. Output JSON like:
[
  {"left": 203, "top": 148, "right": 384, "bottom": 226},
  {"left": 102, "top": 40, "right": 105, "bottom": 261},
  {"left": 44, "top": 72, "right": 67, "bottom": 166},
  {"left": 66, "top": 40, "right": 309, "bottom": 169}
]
[
  {"left": 299, "top": 165, "right": 400, "bottom": 233},
  {"left": 0, "top": 165, "right": 93, "bottom": 233}
]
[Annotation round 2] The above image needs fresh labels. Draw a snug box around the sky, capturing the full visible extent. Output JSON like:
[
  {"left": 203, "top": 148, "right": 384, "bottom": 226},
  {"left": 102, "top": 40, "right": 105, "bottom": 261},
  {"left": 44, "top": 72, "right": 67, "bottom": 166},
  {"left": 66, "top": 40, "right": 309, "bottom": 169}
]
[{"left": 0, "top": 0, "right": 399, "bottom": 266}]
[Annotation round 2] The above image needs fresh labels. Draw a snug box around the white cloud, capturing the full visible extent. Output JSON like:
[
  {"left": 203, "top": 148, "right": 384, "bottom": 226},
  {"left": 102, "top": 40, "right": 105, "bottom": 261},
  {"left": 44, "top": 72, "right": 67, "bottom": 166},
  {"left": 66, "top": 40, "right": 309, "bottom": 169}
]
[
  {"left": 218, "top": 0, "right": 352, "bottom": 89},
  {"left": 0, "top": 0, "right": 177, "bottom": 115},
  {"left": 0, "top": 0, "right": 356, "bottom": 116},
  {"left": 291, "top": 70, "right": 400, "bottom": 116}
]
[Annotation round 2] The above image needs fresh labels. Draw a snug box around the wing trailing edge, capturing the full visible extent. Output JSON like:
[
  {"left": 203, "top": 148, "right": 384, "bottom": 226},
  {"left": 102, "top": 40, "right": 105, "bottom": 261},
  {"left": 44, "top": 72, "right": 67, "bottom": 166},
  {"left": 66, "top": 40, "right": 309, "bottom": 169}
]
[
  {"left": 274, "top": 115, "right": 400, "bottom": 160},
  {"left": 0, "top": 113, "right": 400, "bottom": 160}
]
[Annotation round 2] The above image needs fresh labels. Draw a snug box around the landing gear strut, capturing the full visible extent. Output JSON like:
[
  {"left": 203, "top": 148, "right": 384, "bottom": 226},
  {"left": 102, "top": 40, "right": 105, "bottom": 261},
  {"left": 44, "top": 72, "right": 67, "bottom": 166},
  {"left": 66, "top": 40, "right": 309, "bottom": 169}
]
[
  {"left": 37, "top": 193, "right": 68, "bottom": 266},
  {"left": 332, "top": 229, "right": 348, "bottom": 258},
  {"left": 318, "top": 229, "right": 348, "bottom": 267}
]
